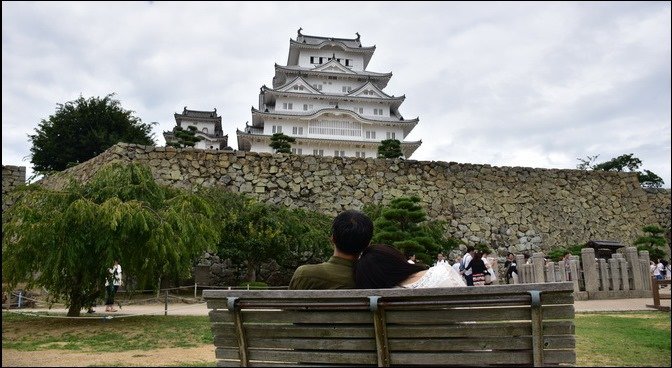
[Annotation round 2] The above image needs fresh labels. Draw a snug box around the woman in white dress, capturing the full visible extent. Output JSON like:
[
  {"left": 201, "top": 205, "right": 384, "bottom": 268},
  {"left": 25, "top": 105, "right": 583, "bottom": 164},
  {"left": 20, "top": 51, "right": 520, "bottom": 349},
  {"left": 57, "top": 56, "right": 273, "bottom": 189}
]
[
  {"left": 482, "top": 251, "right": 498, "bottom": 285},
  {"left": 355, "top": 244, "right": 466, "bottom": 289}
]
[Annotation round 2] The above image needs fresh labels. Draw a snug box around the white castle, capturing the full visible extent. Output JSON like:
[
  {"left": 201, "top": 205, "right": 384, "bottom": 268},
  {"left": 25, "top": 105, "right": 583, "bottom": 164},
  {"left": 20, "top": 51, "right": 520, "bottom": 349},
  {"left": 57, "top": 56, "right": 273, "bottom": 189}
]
[{"left": 236, "top": 29, "right": 421, "bottom": 158}]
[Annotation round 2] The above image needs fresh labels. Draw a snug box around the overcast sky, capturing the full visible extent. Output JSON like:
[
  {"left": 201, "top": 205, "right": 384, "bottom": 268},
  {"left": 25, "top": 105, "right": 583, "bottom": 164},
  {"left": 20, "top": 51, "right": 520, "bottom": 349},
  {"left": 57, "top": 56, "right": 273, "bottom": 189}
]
[{"left": 3, "top": 1, "right": 671, "bottom": 187}]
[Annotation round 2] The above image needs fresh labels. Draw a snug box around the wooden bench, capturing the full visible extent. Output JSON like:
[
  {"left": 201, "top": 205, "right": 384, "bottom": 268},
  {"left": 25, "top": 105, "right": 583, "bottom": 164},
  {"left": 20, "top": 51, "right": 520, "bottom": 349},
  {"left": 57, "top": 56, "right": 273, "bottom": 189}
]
[{"left": 203, "top": 282, "right": 575, "bottom": 367}]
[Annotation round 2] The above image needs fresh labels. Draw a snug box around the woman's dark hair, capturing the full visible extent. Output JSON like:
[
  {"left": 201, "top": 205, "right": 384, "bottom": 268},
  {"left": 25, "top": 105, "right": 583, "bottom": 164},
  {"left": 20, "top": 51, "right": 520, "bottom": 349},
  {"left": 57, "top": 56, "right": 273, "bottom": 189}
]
[
  {"left": 355, "top": 244, "right": 428, "bottom": 289},
  {"left": 332, "top": 210, "right": 373, "bottom": 256}
]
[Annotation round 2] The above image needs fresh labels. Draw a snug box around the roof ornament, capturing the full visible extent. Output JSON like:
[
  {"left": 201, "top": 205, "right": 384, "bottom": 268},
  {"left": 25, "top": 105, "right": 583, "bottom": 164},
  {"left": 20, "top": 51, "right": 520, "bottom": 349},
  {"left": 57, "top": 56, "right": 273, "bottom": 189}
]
[
  {"left": 332, "top": 52, "right": 336, "bottom": 60},
  {"left": 183, "top": 106, "right": 187, "bottom": 113},
  {"left": 355, "top": 32, "right": 360, "bottom": 41},
  {"left": 335, "top": 103, "right": 339, "bottom": 109},
  {"left": 297, "top": 27, "right": 303, "bottom": 36}
]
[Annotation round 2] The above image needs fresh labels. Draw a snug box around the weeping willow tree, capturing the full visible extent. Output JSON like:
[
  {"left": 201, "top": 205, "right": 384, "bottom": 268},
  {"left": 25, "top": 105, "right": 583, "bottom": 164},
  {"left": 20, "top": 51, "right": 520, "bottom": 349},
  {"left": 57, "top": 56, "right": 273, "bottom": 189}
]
[{"left": 2, "top": 162, "right": 219, "bottom": 316}]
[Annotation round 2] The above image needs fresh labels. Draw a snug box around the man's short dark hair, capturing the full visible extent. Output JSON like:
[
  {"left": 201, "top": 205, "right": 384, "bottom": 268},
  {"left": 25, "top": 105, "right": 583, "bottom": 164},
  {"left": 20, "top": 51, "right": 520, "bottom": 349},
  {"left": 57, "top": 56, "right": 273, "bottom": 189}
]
[
  {"left": 332, "top": 210, "right": 373, "bottom": 256},
  {"left": 466, "top": 246, "right": 475, "bottom": 253}
]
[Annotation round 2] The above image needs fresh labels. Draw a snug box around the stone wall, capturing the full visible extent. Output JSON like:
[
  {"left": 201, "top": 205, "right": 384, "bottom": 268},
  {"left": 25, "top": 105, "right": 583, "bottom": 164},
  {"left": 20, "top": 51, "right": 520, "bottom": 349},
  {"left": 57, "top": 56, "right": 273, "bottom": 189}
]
[
  {"left": 2, "top": 165, "right": 26, "bottom": 211},
  {"left": 36, "top": 143, "right": 671, "bottom": 258}
]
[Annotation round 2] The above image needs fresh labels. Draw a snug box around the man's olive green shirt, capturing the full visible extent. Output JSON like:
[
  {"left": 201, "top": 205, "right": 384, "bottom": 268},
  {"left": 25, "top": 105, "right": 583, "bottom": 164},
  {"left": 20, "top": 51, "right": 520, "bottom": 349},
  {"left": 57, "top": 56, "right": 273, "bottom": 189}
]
[{"left": 288, "top": 256, "right": 355, "bottom": 290}]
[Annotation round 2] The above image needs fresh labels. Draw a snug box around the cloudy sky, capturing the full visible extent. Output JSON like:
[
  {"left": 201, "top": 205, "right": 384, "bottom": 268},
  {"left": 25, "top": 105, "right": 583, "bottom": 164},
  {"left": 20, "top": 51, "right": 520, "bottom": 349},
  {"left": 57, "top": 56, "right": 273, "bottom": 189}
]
[{"left": 3, "top": 1, "right": 671, "bottom": 186}]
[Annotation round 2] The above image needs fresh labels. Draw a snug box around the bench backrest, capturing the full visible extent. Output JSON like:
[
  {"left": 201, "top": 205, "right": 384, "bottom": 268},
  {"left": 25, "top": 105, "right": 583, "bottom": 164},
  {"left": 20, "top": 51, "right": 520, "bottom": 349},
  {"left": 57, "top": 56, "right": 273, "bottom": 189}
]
[{"left": 203, "top": 282, "right": 575, "bottom": 367}]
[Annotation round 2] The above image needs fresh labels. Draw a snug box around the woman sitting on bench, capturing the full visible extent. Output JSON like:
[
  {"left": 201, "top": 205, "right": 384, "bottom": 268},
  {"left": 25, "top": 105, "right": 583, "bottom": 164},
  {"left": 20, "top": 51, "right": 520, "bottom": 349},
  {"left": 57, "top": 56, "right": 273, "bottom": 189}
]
[{"left": 355, "top": 244, "right": 466, "bottom": 289}]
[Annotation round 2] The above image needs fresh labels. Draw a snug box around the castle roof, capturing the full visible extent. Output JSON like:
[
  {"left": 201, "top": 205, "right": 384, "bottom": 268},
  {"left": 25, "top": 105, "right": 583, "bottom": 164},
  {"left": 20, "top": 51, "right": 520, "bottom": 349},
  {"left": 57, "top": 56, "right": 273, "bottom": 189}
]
[
  {"left": 259, "top": 83, "right": 405, "bottom": 112},
  {"left": 174, "top": 107, "right": 221, "bottom": 123},
  {"left": 250, "top": 107, "right": 418, "bottom": 136},
  {"left": 273, "top": 64, "right": 392, "bottom": 89},
  {"left": 288, "top": 29, "right": 376, "bottom": 68}
]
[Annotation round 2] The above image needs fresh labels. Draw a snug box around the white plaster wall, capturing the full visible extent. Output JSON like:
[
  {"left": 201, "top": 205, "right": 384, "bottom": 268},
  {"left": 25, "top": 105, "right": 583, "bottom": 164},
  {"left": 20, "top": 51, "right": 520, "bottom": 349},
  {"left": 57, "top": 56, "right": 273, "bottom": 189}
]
[{"left": 297, "top": 50, "right": 364, "bottom": 71}]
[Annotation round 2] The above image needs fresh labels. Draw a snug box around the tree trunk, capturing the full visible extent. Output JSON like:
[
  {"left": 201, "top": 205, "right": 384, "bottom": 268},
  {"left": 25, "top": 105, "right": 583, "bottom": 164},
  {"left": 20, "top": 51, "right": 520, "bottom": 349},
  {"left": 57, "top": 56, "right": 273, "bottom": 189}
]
[
  {"left": 245, "top": 260, "right": 256, "bottom": 282},
  {"left": 68, "top": 290, "right": 82, "bottom": 317}
]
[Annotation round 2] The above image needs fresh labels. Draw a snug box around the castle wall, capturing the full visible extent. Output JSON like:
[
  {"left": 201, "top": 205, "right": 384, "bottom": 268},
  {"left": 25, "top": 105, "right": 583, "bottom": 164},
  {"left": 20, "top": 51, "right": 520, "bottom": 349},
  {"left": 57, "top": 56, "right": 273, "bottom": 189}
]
[
  {"left": 33, "top": 143, "right": 671, "bottom": 256},
  {"left": 2, "top": 165, "right": 26, "bottom": 211}
]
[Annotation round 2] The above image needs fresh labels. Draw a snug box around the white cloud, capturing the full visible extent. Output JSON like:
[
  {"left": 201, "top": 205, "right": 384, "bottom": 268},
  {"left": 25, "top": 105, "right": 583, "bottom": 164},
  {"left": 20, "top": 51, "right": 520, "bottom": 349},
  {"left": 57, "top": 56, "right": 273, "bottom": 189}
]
[{"left": 2, "top": 1, "right": 670, "bottom": 186}]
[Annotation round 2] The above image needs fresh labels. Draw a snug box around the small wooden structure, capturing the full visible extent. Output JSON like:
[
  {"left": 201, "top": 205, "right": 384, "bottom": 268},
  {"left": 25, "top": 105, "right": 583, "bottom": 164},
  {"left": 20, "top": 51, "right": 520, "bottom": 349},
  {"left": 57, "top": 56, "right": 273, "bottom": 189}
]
[
  {"left": 584, "top": 240, "right": 625, "bottom": 259},
  {"left": 204, "top": 282, "right": 575, "bottom": 367}
]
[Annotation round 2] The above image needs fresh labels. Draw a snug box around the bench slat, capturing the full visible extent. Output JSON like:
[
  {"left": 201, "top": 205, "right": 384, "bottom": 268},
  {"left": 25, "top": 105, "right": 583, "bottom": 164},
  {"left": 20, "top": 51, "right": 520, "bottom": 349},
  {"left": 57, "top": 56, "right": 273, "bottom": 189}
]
[
  {"left": 209, "top": 304, "right": 573, "bottom": 324},
  {"left": 204, "top": 282, "right": 574, "bottom": 300},
  {"left": 213, "top": 335, "right": 575, "bottom": 351},
  {"left": 211, "top": 320, "right": 574, "bottom": 339}
]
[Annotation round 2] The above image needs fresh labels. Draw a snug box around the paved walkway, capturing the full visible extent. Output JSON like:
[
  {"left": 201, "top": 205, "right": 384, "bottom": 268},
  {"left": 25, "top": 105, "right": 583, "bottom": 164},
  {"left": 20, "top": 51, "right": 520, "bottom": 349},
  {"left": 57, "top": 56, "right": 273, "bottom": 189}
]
[{"left": 8, "top": 296, "right": 670, "bottom": 317}]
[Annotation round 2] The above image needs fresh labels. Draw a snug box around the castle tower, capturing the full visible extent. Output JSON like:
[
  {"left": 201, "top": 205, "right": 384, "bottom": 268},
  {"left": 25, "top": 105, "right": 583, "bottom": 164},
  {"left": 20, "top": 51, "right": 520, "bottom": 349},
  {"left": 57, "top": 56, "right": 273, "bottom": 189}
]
[
  {"left": 164, "top": 107, "right": 229, "bottom": 150},
  {"left": 236, "top": 29, "right": 421, "bottom": 158}
]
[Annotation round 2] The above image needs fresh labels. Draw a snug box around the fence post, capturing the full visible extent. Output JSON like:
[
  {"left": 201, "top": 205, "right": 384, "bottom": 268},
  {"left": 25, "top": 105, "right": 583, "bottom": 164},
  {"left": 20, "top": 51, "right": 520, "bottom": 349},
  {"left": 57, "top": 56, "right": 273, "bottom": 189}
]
[
  {"left": 625, "top": 247, "right": 644, "bottom": 291},
  {"left": 164, "top": 291, "right": 168, "bottom": 316},
  {"left": 532, "top": 253, "right": 545, "bottom": 283},
  {"left": 609, "top": 258, "right": 621, "bottom": 291},
  {"left": 599, "top": 259, "right": 610, "bottom": 291},
  {"left": 194, "top": 283, "right": 198, "bottom": 299},
  {"left": 581, "top": 248, "right": 599, "bottom": 292},
  {"left": 18, "top": 291, "right": 23, "bottom": 309},
  {"left": 545, "top": 261, "right": 556, "bottom": 282},
  {"left": 569, "top": 259, "right": 581, "bottom": 292}
]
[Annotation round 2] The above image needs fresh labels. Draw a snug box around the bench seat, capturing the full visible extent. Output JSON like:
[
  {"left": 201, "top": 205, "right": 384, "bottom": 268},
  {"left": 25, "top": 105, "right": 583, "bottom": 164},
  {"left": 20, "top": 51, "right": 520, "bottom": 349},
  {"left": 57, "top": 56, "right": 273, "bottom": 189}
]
[{"left": 204, "top": 282, "right": 575, "bottom": 367}]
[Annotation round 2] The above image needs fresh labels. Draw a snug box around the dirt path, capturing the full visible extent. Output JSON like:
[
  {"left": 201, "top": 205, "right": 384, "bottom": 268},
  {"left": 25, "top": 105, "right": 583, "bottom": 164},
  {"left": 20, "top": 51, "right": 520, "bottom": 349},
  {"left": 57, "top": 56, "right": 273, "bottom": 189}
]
[{"left": 1, "top": 345, "right": 215, "bottom": 367}]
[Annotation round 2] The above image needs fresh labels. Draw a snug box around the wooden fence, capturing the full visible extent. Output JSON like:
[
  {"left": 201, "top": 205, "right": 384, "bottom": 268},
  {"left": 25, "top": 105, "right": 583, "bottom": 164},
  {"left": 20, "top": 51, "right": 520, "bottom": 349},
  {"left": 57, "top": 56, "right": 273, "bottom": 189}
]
[{"left": 515, "top": 246, "right": 653, "bottom": 300}]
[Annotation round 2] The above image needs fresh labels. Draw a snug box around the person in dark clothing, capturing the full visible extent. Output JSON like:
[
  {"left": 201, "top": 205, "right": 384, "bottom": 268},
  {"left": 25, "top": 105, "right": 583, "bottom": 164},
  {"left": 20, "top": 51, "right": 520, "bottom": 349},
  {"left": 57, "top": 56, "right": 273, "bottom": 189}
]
[
  {"left": 465, "top": 252, "right": 488, "bottom": 286},
  {"left": 504, "top": 252, "right": 518, "bottom": 284}
]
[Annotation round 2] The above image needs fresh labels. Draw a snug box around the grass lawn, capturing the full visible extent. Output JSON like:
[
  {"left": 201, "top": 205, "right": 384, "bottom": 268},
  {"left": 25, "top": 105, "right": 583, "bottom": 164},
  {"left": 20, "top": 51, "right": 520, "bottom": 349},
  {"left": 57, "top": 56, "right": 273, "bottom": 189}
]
[{"left": 2, "top": 310, "right": 670, "bottom": 366}]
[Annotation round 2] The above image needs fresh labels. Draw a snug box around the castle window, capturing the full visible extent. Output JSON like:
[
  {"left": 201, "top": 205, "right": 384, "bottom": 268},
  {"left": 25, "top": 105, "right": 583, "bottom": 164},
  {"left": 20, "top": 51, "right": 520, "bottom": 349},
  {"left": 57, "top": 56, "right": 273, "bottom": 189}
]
[
  {"left": 373, "top": 108, "right": 383, "bottom": 115},
  {"left": 365, "top": 131, "right": 376, "bottom": 139},
  {"left": 386, "top": 132, "right": 396, "bottom": 139},
  {"left": 313, "top": 149, "right": 324, "bottom": 156},
  {"left": 342, "top": 86, "right": 352, "bottom": 93},
  {"left": 292, "top": 126, "right": 304, "bottom": 135},
  {"left": 202, "top": 127, "right": 208, "bottom": 134},
  {"left": 303, "top": 104, "right": 313, "bottom": 111},
  {"left": 345, "top": 59, "right": 351, "bottom": 67},
  {"left": 328, "top": 76, "right": 337, "bottom": 80},
  {"left": 272, "top": 125, "right": 282, "bottom": 133},
  {"left": 282, "top": 102, "right": 293, "bottom": 110},
  {"left": 291, "top": 148, "right": 303, "bottom": 155},
  {"left": 334, "top": 150, "right": 346, "bottom": 157},
  {"left": 356, "top": 152, "right": 366, "bottom": 158}
]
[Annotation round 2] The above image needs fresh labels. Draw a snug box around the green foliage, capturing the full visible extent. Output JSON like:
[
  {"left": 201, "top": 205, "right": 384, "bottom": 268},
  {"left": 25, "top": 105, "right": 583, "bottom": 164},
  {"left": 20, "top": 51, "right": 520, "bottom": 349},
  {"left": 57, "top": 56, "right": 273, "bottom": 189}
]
[
  {"left": 198, "top": 188, "right": 332, "bottom": 283},
  {"left": 578, "top": 153, "right": 664, "bottom": 188},
  {"left": 269, "top": 132, "right": 296, "bottom": 154},
  {"left": 377, "top": 139, "right": 403, "bottom": 159},
  {"left": 474, "top": 243, "right": 493, "bottom": 255},
  {"left": 166, "top": 125, "right": 202, "bottom": 148},
  {"left": 2, "top": 163, "right": 219, "bottom": 317},
  {"left": 547, "top": 244, "right": 583, "bottom": 262},
  {"left": 29, "top": 94, "right": 155, "bottom": 175},
  {"left": 370, "top": 196, "right": 456, "bottom": 265},
  {"left": 634, "top": 225, "right": 668, "bottom": 261}
]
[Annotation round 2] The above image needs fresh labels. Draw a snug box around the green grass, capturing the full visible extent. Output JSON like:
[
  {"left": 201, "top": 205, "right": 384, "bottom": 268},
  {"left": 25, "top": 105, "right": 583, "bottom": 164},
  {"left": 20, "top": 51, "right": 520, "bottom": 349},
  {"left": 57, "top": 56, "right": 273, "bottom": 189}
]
[
  {"left": 1, "top": 312, "right": 212, "bottom": 352},
  {"left": 575, "top": 311, "right": 671, "bottom": 367},
  {"left": 2, "top": 310, "right": 670, "bottom": 366}
]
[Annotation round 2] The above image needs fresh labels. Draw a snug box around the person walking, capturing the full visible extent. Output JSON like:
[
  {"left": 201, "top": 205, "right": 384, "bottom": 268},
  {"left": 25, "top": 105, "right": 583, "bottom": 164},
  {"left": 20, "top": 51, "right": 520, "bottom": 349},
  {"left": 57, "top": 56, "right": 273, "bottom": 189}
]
[
  {"left": 105, "top": 260, "right": 122, "bottom": 312},
  {"left": 461, "top": 246, "right": 475, "bottom": 286}
]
